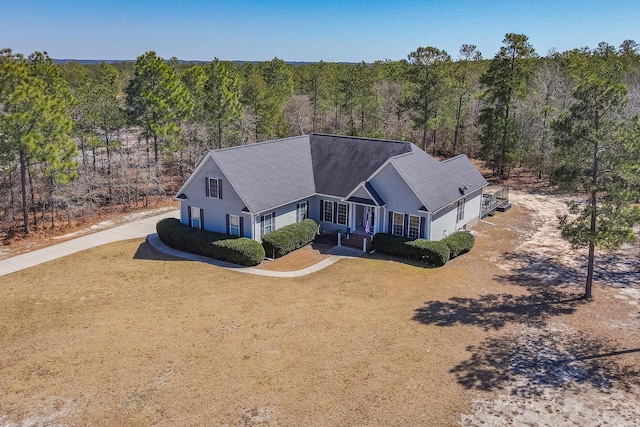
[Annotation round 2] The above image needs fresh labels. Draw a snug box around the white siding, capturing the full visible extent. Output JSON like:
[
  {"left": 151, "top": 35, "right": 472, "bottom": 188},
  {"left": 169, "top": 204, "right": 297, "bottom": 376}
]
[
  {"left": 350, "top": 185, "right": 371, "bottom": 200},
  {"left": 457, "top": 189, "right": 482, "bottom": 228},
  {"left": 430, "top": 189, "right": 483, "bottom": 240},
  {"left": 431, "top": 205, "right": 458, "bottom": 241},
  {"left": 369, "top": 164, "right": 423, "bottom": 214},
  {"left": 179, "top": 156, "right": 248, "bottom": 237}
]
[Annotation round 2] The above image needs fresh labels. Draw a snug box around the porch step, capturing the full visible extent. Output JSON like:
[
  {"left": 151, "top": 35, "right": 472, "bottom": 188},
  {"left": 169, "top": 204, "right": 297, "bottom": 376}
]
[{"left": 496, "top": 202, "right": 512, "bottom": 212}]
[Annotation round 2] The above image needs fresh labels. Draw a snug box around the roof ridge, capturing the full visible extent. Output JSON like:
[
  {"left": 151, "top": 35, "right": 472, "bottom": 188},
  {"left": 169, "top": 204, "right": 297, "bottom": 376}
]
[
  {"left": 310, "top": 132, "right": 411, "bottom": 145},
  {"left": 212, "top": 135, "right": 310, "bottom": 153},
  {"left": 441, "top": 154, "right": 469, "bottom": 163}
]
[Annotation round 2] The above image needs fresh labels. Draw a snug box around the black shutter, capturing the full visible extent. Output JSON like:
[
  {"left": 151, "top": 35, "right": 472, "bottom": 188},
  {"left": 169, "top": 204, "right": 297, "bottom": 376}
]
[
  {"left": 419, "top": 216, "right": 426, "bottom": 239},
  {"left": 305, "top": 201, "right": 309, "bottom": 219},
  {"left": 239, "top": 217, "right": 244, "bottom": 237},
  {"left": 296, "top": 203, "right": 300, "bottom": 222},
  {"left": 320, "top": 200, "right": 324, "bottom": 221},
  {"left": 200, "top": 208, "right": 204, "bottom": 230},
  {"left": 218, "top": 178, "right": 223, "bottom": 199},
  {"left": 260, "top": 215, "right": 265, "bottom": 237},
  {"left": 403, "top": 214, "right": 409, "bottom": 237},
  {"left": 205, "top": 177, "right": 210, "bottom": 197},
  {"left": 271, "top": 212, "right": 276, "bottom": 231},
  {"left": 388, "top": 211, "right": 393, "bottom": 234},
  {"left": 187, "top": 206, "right": 192, "bottom": 226},
  {"left": 226, "top": 214, "right": 230, "bottom": 234},
  {"left": 333, "top": 202, "right": 337, "bottom": 223}
]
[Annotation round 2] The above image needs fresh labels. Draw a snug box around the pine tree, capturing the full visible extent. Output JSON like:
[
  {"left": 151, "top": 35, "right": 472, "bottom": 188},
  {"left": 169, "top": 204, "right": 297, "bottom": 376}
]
[
  {"left": 0, "top": 49, "right": 77, "bottom": 234},
  {"left": 553, "top": 66, "right": 640, "bottom": 299},
  {"left": 479, "top": 34, "right": 536, "bottom": 177}
]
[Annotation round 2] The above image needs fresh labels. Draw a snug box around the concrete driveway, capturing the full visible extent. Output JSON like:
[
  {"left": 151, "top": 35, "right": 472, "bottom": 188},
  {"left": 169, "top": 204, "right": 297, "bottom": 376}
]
[{"left": 0, "top": 210, "right": 179, "bottom": 277}]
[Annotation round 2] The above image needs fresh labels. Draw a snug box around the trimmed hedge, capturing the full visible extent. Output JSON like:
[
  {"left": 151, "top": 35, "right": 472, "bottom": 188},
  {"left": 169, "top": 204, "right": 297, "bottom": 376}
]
[
  {"left": 441, "top": 231, "right": 475, "bottom": 259},
  {"left": 371, "top": 233, "right": 450, "bottom": 267},
  {"left": 156, "top": 218, "right": 265, "bottom": 266},
  {"left": 406, "top": 239, "right": 450, "bottom": 267},
  {"left": 262, "top": 219, "right": 318, "bottom": 258}
]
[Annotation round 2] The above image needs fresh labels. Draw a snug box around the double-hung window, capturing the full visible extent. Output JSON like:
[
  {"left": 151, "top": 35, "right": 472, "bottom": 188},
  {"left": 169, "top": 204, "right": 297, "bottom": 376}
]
[
  {"left": 322, "top": 201, "right": 333, "bottom": 222},
  {"left": 206, "top": 177, "right": 222, "bottom": 199},
  {"left": 262, "top": 212, "right": 274, "bottom": 236},
  {"left": 229, "top": 215, "right": 240, "bottom": 236},
  {"left": 297, "top": 201, "right": 308, "bottom": 222},
  {"left": 408, "top": 215, "right": 420, "bottom": 239},
  {"left": 190, "top": 206, "right": 201, "bottom": 229},
  {"left": 457, "top": 199, "right": 465, "bottom": 222},
  {"left": 392, "top": 212, "right": 404, "bottom": 236},
  {"left": 336, "top": 203, "right": 348, "bottom": 226}
]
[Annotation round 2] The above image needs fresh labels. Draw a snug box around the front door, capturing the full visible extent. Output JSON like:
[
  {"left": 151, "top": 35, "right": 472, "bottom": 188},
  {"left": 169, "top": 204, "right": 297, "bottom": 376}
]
[{"left": 363, "top": 206, "right": 375, "bottom": 234}]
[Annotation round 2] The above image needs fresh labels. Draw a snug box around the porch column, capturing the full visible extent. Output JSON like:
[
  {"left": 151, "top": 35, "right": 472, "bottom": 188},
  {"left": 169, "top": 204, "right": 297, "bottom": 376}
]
[{"left": 349, "top": 203, "right": 356, "bottom": 232}]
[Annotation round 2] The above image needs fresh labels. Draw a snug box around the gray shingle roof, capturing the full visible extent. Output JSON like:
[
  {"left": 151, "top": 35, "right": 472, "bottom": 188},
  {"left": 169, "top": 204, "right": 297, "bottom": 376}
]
[
  {"left": 211, "top": 135, "right": 315, "bottom": 213},
  {"left": 390, "top": 146, "right": 487, "bottom": 212},
  {"left": 309, "top": 134, "right": 411, "bottom": 197},
  {"left": 190, "top": 133, "right": 486, "bottom": 214}
]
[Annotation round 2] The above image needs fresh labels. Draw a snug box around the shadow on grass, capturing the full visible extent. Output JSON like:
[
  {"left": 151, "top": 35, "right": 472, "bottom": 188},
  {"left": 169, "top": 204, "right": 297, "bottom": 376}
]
[
  {"left": 414, "top": 247, "right": 640, "bottom": 394},
  {"left": 413, "top": 290, "right": 584, "bottom": 331},
  {"left": 450, "top": 327, "right": 640, "bottom": 395},
  {"left": 360, "top": 250, "right": 440, "bottom": 269},
  {"left": 133, "top": 241, "right": 183, "bottom": 261},
  {"left": 496, "top": 252, "right": 639, "bottom": 289}
]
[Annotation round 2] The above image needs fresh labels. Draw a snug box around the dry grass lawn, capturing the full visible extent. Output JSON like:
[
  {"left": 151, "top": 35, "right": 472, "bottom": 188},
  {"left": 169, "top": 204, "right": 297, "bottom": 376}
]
[{"left": 0, "top": 190, "right": 638, "bottom": 426}]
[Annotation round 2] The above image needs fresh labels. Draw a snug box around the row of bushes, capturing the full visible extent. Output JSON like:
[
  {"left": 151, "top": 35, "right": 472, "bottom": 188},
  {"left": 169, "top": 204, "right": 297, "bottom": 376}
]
[
  {"left": 157, "top": 217, "right": 474, "bottom": 268},
  {"left": 156, "top": 218, "right": 265, "bottom": 266},
  {"left": 262, "top": 219, "right": 318, "bottom": 258},
  {"left": 371, "top": 231, "right": 475, "bottom": 267}
]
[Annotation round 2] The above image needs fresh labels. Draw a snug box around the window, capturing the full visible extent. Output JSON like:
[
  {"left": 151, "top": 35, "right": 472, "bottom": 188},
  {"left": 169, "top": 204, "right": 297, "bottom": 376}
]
[
  {"left": 337, "top": 202, "right": 348, "bottom": 226},
  {"left": 190, "top": 206, "right": 201, "bottom": 229},
  {"left": 457, "top": 199, "right": 465, "bottom": 222},
  {"left": 322, "top": 201, "right": 333, "bottom": 222},
  {"left": 261, "top": 212, "right": 274, "bottom": 236},
  {"left": 297, "top": 201, "right": 308, "bottom": 222},
  {"left": 229, "top": 215, "right": 240, "bottom": 236},
  {"left": 408, "top": 215, "right": 420, "bottom": 239},
  {"left": 206, "top": 177, "right": 222, "bottom": 199},
  {"left": 392, "top": 212, "right": 404, "bottom": 236}
]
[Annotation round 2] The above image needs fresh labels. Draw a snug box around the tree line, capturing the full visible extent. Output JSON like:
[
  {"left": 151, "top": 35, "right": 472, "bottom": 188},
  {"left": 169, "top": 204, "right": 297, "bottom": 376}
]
[{"left": 1, "top": 34, "right": 639, "bottom": 298}]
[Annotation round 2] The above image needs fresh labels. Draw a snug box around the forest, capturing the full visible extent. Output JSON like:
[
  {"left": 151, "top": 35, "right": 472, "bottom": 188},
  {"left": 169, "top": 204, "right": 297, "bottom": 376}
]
[{"left": 1, "top": 34, "right": 639, "bottom": 245}]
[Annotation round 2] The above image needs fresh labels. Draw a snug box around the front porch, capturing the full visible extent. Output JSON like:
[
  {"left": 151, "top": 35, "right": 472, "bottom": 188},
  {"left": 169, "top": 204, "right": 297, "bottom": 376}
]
[{"left": 348, "top": 203, "right": 383, "bottom": 236}]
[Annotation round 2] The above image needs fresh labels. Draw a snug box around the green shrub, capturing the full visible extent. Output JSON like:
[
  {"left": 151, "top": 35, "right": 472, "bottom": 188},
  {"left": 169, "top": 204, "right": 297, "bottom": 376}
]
[
  {"left": 371, "top": 233, "right": 449, "bottom": 267},
  {"left": 406, "top": 239, "right": 450, "bottom": 267},
  {"left": 156, "top": 218, "right": 265, "bottom": 266},
  {"left": 262, "top": 219, "right": 318, "bottom": 258},
  {"left": 441, "top": 231, "right": 475, "bottom": 259}
]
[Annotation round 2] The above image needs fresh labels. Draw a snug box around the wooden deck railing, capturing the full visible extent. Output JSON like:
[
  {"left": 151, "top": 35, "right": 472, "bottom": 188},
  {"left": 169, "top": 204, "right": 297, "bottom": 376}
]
[{"left": 481, "top": 186, "right": 510, "bottom": 218}]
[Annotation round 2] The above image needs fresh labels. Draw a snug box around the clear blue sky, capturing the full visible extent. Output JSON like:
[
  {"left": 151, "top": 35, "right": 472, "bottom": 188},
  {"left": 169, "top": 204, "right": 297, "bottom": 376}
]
[{"left": 2, "top": 0, "right": 639, "bottom": 62}]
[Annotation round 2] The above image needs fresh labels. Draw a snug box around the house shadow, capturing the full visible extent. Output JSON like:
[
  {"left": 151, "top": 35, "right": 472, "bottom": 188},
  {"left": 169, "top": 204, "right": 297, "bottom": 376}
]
[
  {"left": 133, "top": 240, "right": 184, "bottom": 261},
  {"left": 310, "top": 234, "right": 341, "bottom": 255},
  {"left": 449, "top": 328, "right": 640, "bottom": 396}
]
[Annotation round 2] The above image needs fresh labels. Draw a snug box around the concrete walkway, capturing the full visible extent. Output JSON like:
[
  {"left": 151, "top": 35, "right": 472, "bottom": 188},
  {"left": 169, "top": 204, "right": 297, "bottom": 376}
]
[
  {"left": 147, "top": 234, "right": 349, "bottom": 277},
  {"left": 0, "top": 210, "right": 179, "bottom": 277},
  {"left": 0, "top": 209, "right": 362, "bottom": 278}
]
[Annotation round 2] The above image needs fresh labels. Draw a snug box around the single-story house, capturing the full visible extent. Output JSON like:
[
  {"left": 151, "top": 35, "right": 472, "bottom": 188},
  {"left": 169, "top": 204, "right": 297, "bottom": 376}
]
[{"left": 174, "top": 133, "right": 488, "bottom": 242}]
